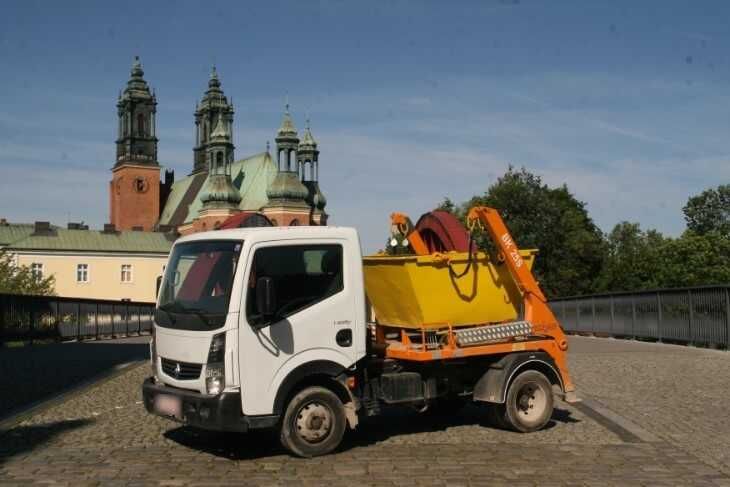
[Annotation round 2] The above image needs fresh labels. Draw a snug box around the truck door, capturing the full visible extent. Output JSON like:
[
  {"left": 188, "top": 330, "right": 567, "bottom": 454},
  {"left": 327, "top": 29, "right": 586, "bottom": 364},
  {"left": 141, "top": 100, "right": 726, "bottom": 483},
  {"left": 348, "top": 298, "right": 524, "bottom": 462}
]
[{"left": 238, "top": 240, "right": 358, "bottom": 416}]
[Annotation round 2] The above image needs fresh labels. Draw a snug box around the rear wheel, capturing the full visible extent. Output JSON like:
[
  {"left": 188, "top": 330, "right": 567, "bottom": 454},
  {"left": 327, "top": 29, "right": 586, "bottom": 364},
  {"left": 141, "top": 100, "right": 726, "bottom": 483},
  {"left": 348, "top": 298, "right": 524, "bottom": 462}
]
[
  {"left": 492, "top": 370, "right": 553, "bottom": 432},
  {"left": 280, "top": 386, "right": 346, "bottom": 458}
]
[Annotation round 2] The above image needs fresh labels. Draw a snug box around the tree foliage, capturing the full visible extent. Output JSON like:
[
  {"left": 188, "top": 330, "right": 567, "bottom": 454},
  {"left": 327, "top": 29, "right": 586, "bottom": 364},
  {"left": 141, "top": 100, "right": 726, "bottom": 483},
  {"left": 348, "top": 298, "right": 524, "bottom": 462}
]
[
  {"left": 594, "top": 222, "right": 664, "bottom": 292},
  {"left": 436, "top": 169, "right": 730, "bottom": 296},
  {"left": 0, "top": 249, "right": 55, "bottom": 296},
  {"left": 439, "top": 167, "right": 605, "bottom": 298},
  {"left": 682, "top": 184, "right": 730, "bottom": 236}
]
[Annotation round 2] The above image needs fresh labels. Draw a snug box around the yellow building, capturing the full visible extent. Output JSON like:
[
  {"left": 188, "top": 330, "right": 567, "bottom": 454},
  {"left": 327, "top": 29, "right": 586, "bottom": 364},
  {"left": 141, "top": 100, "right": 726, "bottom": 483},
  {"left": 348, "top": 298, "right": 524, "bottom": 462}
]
[{"left": 3, "top": 222, "right": 173, "bottom": 303}]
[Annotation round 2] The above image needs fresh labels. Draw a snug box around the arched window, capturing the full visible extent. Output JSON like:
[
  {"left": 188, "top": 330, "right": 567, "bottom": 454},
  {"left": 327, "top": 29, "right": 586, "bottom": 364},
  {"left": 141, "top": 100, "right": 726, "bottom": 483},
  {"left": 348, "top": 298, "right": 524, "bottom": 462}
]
[
  {"left": 290, "top": 219, "right": 300, "bottom": 226},
  {"left": 216, "top": 152, "right": 223, "bottom": 171},
  {"left": 137, "top": 113, "right": 145, "bottom": 136}
]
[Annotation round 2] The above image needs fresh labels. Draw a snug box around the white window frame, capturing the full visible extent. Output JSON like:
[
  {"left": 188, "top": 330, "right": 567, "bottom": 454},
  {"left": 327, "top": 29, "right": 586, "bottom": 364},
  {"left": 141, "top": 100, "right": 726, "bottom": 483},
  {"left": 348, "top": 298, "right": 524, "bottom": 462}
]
[
  {"left": 120, "top": 264, "right": 133, "bottom": 283},
  {"left": 77, "top": 263, "right": 89, "bottom": 283}
]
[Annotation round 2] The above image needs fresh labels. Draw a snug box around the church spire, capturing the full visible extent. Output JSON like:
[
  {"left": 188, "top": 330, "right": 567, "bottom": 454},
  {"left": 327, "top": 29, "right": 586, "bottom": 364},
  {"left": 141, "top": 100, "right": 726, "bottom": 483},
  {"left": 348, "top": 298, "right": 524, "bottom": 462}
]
[
  {"left": 193, "top": 66, "right": 233, "bottom": 175},
  {"left": 115, "top": 56, "right": 157, "bottom": 167},
  {"left": 275, "top": 102, "right": 299, "bottom": 172},
  {"left": 200, "top": 113, "right": 239, "bottom": 210}
]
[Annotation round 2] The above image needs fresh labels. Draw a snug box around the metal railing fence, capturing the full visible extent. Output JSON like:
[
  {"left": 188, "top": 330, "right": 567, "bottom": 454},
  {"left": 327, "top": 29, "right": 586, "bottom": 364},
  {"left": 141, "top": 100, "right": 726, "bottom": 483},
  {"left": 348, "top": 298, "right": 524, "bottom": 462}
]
[
  {"left": 0, "top": 293, "right": 155, "bottom": 344},
  {"left": 550, "top": 285, "right": 730, "bottom": 349}
]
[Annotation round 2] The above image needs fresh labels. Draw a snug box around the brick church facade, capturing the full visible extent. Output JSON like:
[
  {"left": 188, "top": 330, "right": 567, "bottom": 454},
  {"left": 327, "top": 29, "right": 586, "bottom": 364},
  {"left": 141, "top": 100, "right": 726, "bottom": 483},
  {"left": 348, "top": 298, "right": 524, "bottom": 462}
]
[{"left": 110, "top": 57, "right": 328, "bottom": 235}]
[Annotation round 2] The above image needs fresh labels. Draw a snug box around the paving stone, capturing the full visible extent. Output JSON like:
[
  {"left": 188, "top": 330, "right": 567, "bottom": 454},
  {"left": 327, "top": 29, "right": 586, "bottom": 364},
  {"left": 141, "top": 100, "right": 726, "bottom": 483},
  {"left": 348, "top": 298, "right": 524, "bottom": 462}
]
[{"left": 0, "top": 336, "right": 729, "bottom": 485}]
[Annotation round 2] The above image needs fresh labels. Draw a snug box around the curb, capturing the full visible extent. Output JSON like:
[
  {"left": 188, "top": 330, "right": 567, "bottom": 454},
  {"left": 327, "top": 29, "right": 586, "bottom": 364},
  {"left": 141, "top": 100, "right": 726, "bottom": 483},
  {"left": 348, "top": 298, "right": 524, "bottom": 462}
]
[
  {"left": 571, "top": 397, "right": 661, "bottom": 443},
  {"left": 0, "top": 360, "right": 146, "bottom": 433}
]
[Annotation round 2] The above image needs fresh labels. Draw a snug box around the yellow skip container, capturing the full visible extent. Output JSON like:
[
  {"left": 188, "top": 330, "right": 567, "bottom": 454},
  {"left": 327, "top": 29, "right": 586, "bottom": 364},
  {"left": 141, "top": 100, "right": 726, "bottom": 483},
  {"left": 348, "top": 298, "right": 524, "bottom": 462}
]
[{"left": 362, "top": 250, "right": 537, "bottom": 329}]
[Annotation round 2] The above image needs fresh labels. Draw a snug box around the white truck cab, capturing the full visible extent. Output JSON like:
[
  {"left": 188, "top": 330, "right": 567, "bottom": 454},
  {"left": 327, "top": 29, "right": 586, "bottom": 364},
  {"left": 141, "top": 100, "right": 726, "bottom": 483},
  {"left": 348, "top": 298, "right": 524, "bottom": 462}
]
[{"left": 144, "top": 226, "right": 367, "bottom": 455}]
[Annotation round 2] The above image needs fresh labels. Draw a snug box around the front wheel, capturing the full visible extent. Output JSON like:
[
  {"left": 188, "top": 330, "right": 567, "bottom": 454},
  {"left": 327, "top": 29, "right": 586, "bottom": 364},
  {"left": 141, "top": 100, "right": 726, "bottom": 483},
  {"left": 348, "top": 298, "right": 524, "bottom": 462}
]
[
  {"left": 280, "top": 386, "right": 347, "bottom": 458},
  {"left": 491, "top": 370, "right": 554, "bottom": 433}
]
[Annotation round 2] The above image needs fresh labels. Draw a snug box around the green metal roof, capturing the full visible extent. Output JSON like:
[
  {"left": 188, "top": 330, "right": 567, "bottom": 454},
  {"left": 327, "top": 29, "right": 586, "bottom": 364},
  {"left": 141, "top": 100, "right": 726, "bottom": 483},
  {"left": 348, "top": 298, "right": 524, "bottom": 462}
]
[
  {"left": 157, "top": 172, "right": 198, "bottom": 226},
  {"left": 0, "top": 224, "right": 37, "bottom": 246},
  {"left": 159, "top": 151, "right": 278, "bottom": 226},
  {"left": 8, "top": 228, "right": 174, "bottom": 254},
  {"left": 233, "top": 151, "right": 278, "bottom": 212}
]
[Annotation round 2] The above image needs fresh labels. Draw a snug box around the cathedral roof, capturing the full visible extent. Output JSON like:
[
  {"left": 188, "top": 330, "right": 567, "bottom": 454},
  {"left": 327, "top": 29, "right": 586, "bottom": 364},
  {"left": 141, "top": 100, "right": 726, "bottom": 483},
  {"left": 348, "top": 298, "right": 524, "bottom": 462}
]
[{"left": 158, "top": 151, "right": 279, "bottom": 227}]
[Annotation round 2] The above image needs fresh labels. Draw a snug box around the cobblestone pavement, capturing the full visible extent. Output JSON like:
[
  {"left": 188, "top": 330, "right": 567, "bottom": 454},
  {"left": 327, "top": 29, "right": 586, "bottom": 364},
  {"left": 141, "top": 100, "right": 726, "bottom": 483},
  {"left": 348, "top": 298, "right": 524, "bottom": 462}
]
[
  {"left": 0, "top": 337, "right": 728, "bottom": 486},
  {"left": 0, "top": 336, "right": 149, "bottom": 418},
  {"left": 568, "top": 336, "right": 730, "bottom": 477}
]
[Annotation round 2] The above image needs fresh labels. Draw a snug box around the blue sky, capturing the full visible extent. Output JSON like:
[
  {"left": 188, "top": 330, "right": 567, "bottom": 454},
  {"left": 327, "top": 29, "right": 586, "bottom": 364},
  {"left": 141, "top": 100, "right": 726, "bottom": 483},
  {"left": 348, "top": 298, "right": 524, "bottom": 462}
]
[{"left": 1, "top": 0, "right": 729, "bottom": 251}]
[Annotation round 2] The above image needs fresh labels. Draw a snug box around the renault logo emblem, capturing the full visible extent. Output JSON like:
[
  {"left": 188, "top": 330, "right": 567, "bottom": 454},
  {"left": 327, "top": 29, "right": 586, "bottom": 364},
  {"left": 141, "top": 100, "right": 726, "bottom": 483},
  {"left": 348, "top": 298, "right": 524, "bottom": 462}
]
[{"left": 174, "top": 363, "right": 181, "bottom": 378}]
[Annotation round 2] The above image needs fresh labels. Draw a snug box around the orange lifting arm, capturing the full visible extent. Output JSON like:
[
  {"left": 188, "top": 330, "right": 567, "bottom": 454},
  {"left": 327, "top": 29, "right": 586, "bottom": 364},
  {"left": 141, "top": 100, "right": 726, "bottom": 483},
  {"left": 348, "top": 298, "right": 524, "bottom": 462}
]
[
  {"left": 466, "top": 206, "right": 575, "bottom": 394},
  {"left": 390, "top": 212, "right": 430, "bottom": 255}
]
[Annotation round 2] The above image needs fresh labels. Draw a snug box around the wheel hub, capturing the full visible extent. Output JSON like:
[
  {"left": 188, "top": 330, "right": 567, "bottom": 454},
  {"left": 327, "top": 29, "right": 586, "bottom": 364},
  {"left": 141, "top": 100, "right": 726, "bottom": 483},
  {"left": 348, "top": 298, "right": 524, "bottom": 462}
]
[
  {"left": 295, "top": 402, "right": 332, "bottom": 444},
  {"left": 516, "top": 384, "right": 546, "bottom": 420}
]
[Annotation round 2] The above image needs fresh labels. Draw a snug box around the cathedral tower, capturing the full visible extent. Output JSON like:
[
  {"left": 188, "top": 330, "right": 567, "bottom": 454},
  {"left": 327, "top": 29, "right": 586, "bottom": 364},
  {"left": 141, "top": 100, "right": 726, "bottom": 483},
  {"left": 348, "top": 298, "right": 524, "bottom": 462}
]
[
  {"left": 262, "top": 104, "right": 311, "bottom": 226},
  {"left": 109, "top": 56, "right": 161, "bottom": 231},
  {"left": 192, "top": 66, "right": 233, "bottom": 175},
  {"left": 298, "top": 120, "right": 328, "bottom": 225},
  {"left": 187, "top": 114, "right": 242, "bottom": 234}
]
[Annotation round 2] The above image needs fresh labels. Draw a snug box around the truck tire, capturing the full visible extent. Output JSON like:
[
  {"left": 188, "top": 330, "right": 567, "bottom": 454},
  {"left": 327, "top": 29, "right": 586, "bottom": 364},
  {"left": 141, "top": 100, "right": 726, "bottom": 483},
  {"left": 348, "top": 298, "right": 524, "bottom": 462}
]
[
  {"left": 492, "top": 370, "right": 553, "bottom": 433},
  {"left": 280, "top": 386, "right": 347, "bottom": 458}
]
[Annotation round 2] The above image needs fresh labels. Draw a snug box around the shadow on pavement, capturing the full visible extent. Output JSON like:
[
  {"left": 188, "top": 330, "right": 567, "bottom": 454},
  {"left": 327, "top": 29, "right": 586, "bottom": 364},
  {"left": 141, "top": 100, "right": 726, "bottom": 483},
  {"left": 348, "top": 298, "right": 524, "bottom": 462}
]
[
  {"left": 163, "top": 403, "right": 581, "bottom": 460},
  {"left": 0, "top": 419, "right": 94, "bottom": 465},
  {"left": 0, "top": 337, "right": 149, "bottom": 419}
]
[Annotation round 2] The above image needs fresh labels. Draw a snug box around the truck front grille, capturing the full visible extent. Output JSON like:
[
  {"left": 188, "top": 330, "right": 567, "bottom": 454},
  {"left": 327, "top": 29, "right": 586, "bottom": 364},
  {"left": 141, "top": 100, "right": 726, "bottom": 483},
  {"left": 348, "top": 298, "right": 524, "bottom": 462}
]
[{"left": 160, "top": 358, "right": 202, "bottom": 380}]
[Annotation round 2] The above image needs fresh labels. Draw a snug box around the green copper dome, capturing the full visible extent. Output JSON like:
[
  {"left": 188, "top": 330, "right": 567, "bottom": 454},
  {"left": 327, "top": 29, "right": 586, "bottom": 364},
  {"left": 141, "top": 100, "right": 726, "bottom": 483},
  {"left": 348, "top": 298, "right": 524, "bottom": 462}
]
[
  {"left": 299, "top": 119, "right": 318, "bottom": 152},
  {"left": 276, "top": 104, "right": 299, "bottom": 140},
  {"left": 267, "top": 171, "right": 309, "bottom": 201},
  {"left": 200, "top": 173, "right": 242, "bottom": 207}
]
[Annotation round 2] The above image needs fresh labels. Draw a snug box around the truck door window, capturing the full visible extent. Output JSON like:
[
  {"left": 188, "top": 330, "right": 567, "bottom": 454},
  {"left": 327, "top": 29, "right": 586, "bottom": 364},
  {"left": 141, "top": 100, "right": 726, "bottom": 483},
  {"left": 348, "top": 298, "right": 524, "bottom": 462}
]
[{"left": 247, "top": 244, "right": 343, "bottom": 325}]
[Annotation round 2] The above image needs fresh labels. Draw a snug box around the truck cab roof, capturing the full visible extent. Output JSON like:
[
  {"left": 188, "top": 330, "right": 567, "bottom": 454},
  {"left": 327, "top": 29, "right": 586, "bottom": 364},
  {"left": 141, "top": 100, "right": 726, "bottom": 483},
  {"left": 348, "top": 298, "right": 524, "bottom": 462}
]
[{"left": 174, "top": 226, "right": 360, "bottom": 245}]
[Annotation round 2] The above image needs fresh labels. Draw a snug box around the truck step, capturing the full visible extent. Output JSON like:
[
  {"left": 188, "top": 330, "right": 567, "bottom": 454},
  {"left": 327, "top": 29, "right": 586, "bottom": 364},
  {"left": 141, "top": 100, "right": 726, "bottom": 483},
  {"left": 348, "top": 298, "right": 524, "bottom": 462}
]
[{"left": 453, "top": 321, "right": 533, "bottom": 347}]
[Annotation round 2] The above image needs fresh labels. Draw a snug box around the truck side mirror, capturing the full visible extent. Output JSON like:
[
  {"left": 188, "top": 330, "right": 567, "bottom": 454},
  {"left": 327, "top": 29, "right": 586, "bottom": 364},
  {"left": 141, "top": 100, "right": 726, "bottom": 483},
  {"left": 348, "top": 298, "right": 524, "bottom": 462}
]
[
  {"left": 155, "top": 275, "right": 162, "bottom": 299},
  {"left": 256, "top": 277, "right": 276, "bottom": 321}
]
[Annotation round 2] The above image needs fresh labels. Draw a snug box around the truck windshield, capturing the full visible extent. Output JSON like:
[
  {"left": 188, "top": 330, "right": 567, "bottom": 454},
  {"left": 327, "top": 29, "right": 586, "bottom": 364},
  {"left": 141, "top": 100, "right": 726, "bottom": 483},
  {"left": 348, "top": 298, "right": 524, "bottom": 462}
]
[{"left": 156, "top": 240, "right": 242, "bottom": 331}]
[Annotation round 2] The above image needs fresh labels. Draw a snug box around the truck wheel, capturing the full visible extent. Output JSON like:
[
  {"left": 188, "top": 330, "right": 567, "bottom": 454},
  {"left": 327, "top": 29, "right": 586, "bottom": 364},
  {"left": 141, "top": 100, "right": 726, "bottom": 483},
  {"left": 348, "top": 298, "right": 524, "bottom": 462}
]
[
  {"left": 280, "top": 386, "right": 346, "bottom": 458},
  {"left": 502, "top": 370, "right": 553, "bottom": 433}
]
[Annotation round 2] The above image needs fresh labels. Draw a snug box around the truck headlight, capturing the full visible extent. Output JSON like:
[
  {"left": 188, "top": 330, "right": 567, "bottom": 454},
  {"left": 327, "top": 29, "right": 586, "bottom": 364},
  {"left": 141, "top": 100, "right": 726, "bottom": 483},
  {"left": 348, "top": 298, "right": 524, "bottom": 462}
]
[
  {"left": 206, "top": 364, "right": 224, "bottom": 395},
  {"left": 205, "top": 333, "right": 225, "bottom": 395}
]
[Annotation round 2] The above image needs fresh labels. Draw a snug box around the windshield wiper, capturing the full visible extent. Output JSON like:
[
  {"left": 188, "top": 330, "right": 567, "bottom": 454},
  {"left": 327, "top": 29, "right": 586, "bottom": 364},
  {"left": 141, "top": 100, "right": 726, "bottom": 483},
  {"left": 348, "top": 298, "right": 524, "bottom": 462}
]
[
  {"left": 155, "top": 306, "right": 176, "bottom": 325},
  {"left": 184, "top": 307, "right": 210, "bottom": 326},
  {"left": 158, "top": 303, "right": 219, "bottom": 327}
]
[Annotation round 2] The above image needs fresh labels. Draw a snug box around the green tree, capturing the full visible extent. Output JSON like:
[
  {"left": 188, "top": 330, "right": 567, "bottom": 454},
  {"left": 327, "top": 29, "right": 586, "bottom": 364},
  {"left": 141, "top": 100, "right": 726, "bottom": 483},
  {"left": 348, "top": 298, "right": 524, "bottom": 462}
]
[
  {"left": 0, "top": 249, "right": 55, "bottom": 296},
  {"left": 654, "top": 231, "right": 730, "bottom": 288},
  {"left": 594, "top": 222, "right": 665, "bottom": 292},
  {"left": 442, "top": 167, "right": 605, "bottom": 298},
  {"left": 436, "top": 197, "right": 457, "bottom": 214},
  {"left": 683, "top": 184, "right": 730, "bottom": 236}
]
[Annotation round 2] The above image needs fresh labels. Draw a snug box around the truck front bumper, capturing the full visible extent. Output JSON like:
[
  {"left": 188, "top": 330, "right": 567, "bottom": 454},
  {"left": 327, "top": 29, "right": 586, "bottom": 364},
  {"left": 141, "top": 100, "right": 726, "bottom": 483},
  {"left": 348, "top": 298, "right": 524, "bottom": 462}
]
[{"left": 142, "top": 377, "right": 278, "bottom": 433}]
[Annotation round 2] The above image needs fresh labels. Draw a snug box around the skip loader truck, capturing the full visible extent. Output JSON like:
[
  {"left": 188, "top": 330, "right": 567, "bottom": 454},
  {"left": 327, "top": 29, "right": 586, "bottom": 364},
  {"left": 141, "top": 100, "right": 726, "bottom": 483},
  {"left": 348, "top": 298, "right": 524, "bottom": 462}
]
[{"left": 143, "top": 207, "right": 578, "bottom": 457}]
